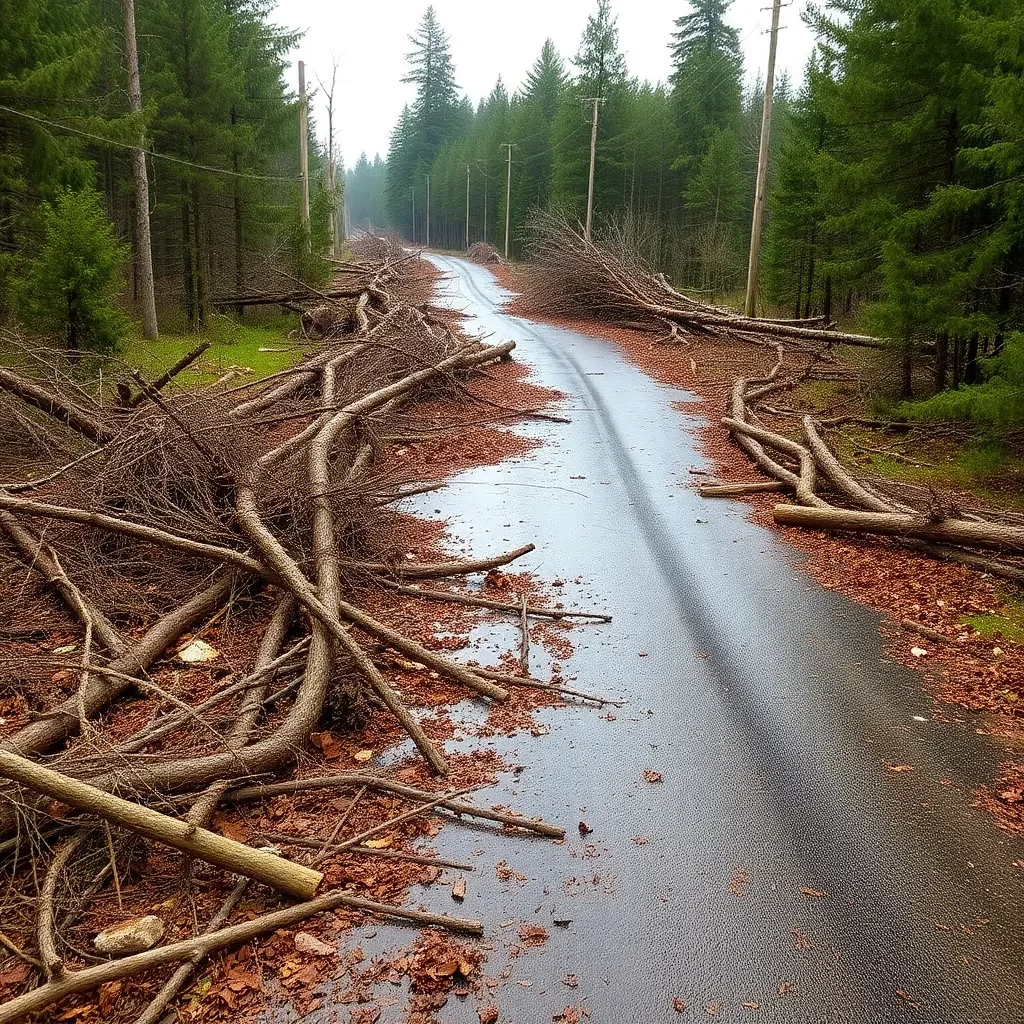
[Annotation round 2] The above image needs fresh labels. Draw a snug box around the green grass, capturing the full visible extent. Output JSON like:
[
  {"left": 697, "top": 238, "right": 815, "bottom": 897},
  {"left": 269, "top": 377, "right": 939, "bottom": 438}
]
[
  {"left": 966, "top": 598, "right": 1024, "bottom": 644},
  {"left": 119, "top": 312, "right": 302, "bottom": 388}
]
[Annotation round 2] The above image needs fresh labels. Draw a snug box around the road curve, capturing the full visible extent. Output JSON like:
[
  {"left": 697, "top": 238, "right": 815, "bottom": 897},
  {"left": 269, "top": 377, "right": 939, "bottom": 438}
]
[{"left": 396, "top": 255, "right": 1024, "bottom": 1023}]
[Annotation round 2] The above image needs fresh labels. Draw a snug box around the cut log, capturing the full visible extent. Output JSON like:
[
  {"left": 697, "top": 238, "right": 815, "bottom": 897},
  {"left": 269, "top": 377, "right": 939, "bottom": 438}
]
[
  {"left": 772, "top": 504, "right": 1024, "bottom": 554},
  {"left": 0, "top": 749, "right": 322, "bottom": 899}
]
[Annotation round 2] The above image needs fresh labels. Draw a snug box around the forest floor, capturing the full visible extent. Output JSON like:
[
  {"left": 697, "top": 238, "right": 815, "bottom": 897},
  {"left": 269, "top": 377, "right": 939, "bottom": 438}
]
[{"left": 489, "top": 260, "right": 1024, "bottom": 836}]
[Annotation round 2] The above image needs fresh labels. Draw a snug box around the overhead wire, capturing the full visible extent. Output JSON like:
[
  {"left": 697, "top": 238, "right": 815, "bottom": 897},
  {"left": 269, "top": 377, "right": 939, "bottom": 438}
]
[{"left": 0, "top": 104, "right": 302, "bottom": 182}]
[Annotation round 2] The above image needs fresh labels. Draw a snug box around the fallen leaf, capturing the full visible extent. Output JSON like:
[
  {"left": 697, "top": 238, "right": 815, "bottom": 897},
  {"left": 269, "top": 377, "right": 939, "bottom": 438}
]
[
  {"left": 478, "top": 1007, "right": 498, "bottom": 1024},
  {"left": 353, "top": 749, "right": 374, "bottom": 762},
  {"left": 791, "top": 929, "right": 812, "bottom": 950},
  {"left": 363, "top": 835, "right": 394, "bottom": 849},
  {"left": 643, "top": 769, "right": 663, "bottom": 784},
  {"left": 98, "top": 981, "right": 122, "bottom": 1014},
  {"left": 742, "top": 1002, "right": 760, "bottom": 1010},
  {"left": 563, "top": 974, "right": 579, "bottom": 988},
  {"left": 778, "top": 981, "right": 792, "bottom": 995},
  {"left": 452, "top": 877, "right": 467, "bottom": 902},
  {"left": 177, "top": 638, "right": 218, "bottom": 663},
  {"left": 895, "top": 989, "right": 921, "bottom": 1009},
  {"left": 578, "top": 821, "right": 593, "bottom": 835},
  {"left": 672, "top": 995, "right": 687, "bottom": 1013},
  {"left": 886, "top": 763, "right": 914, "bottom": 773},
  {"left": 800, "top": 887, "right": 828, "bottom": 898},
  {"left": 518, "top": 923, "right": 548, "bottom": 947},
  {"left": 555, "top": 1008, "right": 581, "bottom": 1023},
  {"left": 293, "top": 932, "right": 335, "bottom": 957},
  {"left": 910, "top": 647, "right": 928, "bottom": 658}
]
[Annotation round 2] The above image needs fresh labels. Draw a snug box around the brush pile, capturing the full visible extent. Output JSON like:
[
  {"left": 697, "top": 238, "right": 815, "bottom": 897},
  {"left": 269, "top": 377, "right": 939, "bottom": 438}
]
[
  {"left": 519, "top": 214, "right": 1024, "bottom": 584},
  {"left": 522, "top": 210, "right": 881, "bottom": 350},
  {"left": 0, "top": 242, "right": 585, "bottom": 1022},
  {"left": 467, "top": 242, "right": 501, "bottom": 266}
]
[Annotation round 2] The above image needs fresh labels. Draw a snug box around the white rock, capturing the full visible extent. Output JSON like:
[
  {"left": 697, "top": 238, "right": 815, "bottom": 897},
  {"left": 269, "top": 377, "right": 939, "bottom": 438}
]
[{"left": 94, "top": 915, "right": 165, "bottom": 956}]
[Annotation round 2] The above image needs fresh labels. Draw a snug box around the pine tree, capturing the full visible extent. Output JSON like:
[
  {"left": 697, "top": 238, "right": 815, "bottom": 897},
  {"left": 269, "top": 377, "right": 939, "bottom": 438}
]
[
  {"left": 403, "top": 5, "right": 459, "bottom": 162},
  {"left": 669, "top": 0, "right": 743, "bottom": 183},
  {"left": 14, "top": 187, "right": 128, "bottom": 352}
]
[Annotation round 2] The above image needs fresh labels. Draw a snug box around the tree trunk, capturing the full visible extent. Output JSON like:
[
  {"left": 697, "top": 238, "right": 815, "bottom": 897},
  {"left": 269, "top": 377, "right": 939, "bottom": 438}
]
[
  {"left": 0, "top": 749, "right": 322, "bottom": 899},
  {"left": 935, "top": 331, "right": 949, "bottom": 391},
  {"left": 772, "top": 504, "right": 1024, "bottom": 554}
]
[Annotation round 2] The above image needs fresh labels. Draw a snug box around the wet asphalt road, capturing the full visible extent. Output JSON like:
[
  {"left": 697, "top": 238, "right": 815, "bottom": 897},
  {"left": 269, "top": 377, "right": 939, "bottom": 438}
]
[{"left": 363, "top": 255, "right": 1024, "bottom": 1023}]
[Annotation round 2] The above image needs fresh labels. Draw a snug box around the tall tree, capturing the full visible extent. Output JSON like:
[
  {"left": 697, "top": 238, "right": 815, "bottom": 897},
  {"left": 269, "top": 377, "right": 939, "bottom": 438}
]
[{"left": 669, "top": 0, "right": 743, "bottom": 184}]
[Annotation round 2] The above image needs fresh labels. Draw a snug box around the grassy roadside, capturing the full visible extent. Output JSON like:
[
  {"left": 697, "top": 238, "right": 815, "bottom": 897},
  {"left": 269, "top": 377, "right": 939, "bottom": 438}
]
[{"left": 119, "top": 312, "right": 303, "bottom": 388}]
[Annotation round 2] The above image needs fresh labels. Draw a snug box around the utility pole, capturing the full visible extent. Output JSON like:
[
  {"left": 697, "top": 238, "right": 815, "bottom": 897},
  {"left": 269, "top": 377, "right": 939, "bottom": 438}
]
[
  {"left": 483, "top": 174, "right": 488, "bottom": 243},
  {"left": 121, "top": 0, "right": 158, "bottom": 340},
  {"left": 411, "top": 187, "right": 416, "bottom": 243},
  {"left": 584, "top": 97, "right": 604, "bottom": 241},
  {"left": 298, "top": 61, "right": 310, "bottom": 240},
  {"left": 425, "top": 174, "right": 430, "bottom": 248},
  {"left": 502, "top": 143, "right": 512, "bottom": 260},
  {"left": 743, "top": 0, "right": 783, "bottom": 317},
  {"left": 465, "top": 164, "right": 471, "bottom": 251}
]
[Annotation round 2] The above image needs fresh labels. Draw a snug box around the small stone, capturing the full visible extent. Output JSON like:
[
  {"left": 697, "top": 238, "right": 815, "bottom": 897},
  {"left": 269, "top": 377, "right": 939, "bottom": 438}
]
[{"left": 94, "top": 915, "right": 164, "bottom": 956}]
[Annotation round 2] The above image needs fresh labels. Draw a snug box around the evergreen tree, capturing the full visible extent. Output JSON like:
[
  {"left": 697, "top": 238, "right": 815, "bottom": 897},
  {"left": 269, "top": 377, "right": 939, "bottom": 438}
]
[
  {"left": 669, "top": 0, "right": 743, "bottom": 183},
  {"left": 14, "top": 187, "right": 128, "bottom": 352}
]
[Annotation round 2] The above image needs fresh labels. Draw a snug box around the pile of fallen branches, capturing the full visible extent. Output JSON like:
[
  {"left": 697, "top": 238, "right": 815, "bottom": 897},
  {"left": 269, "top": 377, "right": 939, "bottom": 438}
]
[
  {"left": 0, "top": 240, "right": 606, "bottom": 1020},
  {"left": 521, "top": 210, "right": 881, "bottom": 350},
  {"left": 467, "top": 242, "right": 501, "bottom": 266},
  {"left": 707, "top": 345, "right": 1024, "bottom": 584},
  {"left": 514, "top": 214, "right": 1024, "bottom": 584}
]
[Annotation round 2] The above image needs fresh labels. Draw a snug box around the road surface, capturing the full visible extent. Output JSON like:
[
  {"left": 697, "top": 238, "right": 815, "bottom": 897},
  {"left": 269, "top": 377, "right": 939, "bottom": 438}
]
[{"left": 375, "top": 255, "right": 1024, "bottom": 1023}]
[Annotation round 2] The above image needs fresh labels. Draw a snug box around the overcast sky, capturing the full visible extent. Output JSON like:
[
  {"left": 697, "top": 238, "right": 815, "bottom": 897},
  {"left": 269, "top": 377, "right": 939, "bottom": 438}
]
[{"left": 277, "top": 1, "right": 817, "bottom": 168}]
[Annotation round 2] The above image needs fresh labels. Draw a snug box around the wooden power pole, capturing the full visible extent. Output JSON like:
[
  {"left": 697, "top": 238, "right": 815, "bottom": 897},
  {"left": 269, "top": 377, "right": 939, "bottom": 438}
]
[
  {"left": 121, "top": 0, "right": 158, "bottom": 340},
  {"left": 465, "top": 164, "right": 471, "bottom": 251},
  {"left": 584, "top": 97, "right": 603, "bottom": 241},
  {"left": 502, "top": 143, "right": 512, "bottom": 260},
  {"left": 743, "top": 0, "right": 783, "bottom": 317},
  {"left": 298, "top": 61, "right": 310, "bottom": 239},
  {"left": 425, "top": 174, "right": 430, "bottom": 248}
]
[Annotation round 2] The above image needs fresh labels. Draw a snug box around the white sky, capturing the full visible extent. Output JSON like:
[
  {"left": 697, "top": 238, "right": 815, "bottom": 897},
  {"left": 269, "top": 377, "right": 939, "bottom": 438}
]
[{"left": 276, "top": 1, "right": 817, "bottom": 168}]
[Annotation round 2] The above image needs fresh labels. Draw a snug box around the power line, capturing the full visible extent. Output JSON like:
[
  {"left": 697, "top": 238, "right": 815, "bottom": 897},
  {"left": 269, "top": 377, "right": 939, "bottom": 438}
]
[{"left": 0, "top": 104, "right": 302, "bottom": 182}]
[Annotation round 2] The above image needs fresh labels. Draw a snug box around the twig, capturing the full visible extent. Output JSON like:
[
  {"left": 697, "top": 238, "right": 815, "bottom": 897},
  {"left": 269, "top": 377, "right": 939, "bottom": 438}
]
[{"left": 0, "top": 889, "right": 482, "bottom": 1023}]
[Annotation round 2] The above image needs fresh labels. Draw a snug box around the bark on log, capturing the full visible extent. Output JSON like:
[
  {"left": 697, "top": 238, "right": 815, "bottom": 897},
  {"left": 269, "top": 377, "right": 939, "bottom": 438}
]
[
  {"left": 0, "top": 368, "right": 112, "bottom": 443},
  {"left": 0, "top": 749, "right": 322, "bottom": 898},
  {"left": 772, "top": 504, "right": 1024, "bottom": 553},
  {"left": 699, "top": 481, "right": 786, "bottom": 497}
]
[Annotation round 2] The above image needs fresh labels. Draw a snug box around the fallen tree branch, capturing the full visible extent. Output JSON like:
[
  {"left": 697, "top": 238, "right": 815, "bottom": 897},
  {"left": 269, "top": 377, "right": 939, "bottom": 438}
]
[
  {"left": 0, "top": 749, "right": 323, "bottom": 899},
  {"left": 0, "top": 888, "right": 482, "bottom": 1024},
  {"left": 0, "top": 367, "right": 112, "bottom": 443},
  {"left": 378, "top": 579, "right": 611, "bottom": 621},
  {"left": 772, "top": 504, "right": 1024, "bottom": 553},
  {"left": 223, "top": 774, "right": 566, "bottom": 838}
]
